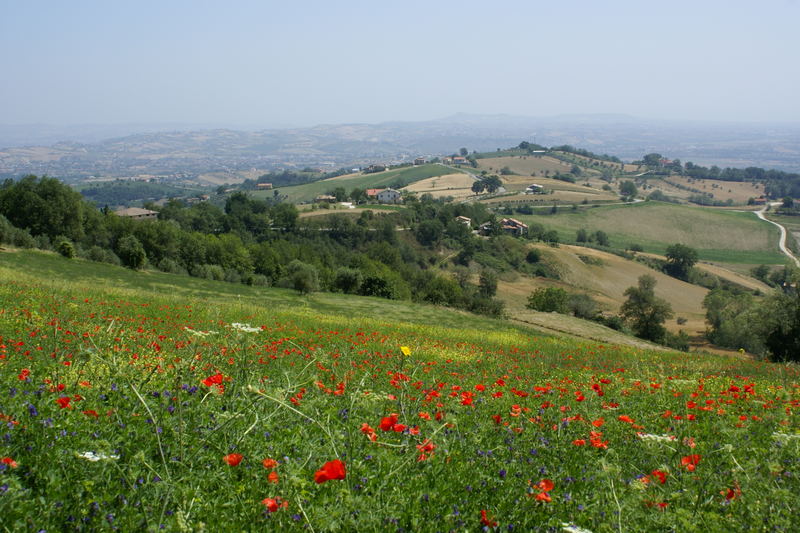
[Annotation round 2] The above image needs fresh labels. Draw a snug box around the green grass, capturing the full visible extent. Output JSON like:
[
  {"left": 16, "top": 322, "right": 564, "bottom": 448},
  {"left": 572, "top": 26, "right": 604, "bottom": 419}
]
[
  {"left": 2, "top": 250, "right": 800, "bottom": 531},
  {"left": 257, "top": 165, "right": 462, "bottom": 204},
  {"left": 0, "top": 249, "right": 535, "bottom": 336},
  {"left": 514, "top": 201, "right": 787, "bottom": 264}
]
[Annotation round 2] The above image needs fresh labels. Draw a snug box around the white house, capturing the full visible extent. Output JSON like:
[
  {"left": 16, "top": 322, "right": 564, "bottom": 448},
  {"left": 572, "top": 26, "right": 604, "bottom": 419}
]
[{"left": 377, "top": 188, "right": 402, "bottom": 204}]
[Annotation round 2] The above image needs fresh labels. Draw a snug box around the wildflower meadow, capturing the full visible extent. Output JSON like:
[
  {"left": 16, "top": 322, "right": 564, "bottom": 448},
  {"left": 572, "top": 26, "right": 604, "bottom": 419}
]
[{"left": 1, "top": 264, "right": 799, "bottom": 531}]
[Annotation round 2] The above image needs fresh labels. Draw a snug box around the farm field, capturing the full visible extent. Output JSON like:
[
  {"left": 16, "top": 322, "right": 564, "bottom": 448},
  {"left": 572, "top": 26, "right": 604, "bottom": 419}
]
[
  {"left": 495, "top": 244, "right": 709, "bottom": 338},
  {"left": 402, "top": 172, "right": 475, "bottom": 200},
  {"left": 1, "top": 250, "right": 799, "bottom": 531},
  {"left": 512, "top": 202, "right": 786, "bottom": 265},
  {"left": 661, "top": 177, "right": 765, "bottom": 204},
  {"left": 258, "top": 165, "right": 459, "bottom": 204},
  {"left": 475, "top": 155, "right": 578, "bottom": 177}
]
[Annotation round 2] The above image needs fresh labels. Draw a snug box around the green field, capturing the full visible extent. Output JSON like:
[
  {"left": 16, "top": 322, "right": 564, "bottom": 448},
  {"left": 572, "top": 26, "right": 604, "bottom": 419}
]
[
  {"left": 514, "top": 202, "right": 786, "bottom": 264},
  {"left": 1, "top": 249, "right": 799, "bottom": 531},
  {"left": 258, "top": 164, "right": 462, "bottom": 204}
]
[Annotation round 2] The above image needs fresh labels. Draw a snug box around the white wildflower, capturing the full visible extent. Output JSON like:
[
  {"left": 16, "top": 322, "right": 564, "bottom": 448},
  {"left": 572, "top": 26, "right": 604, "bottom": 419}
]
[
  {"left": 230, "top": 323, "right": 260, "bottom": 333},
  {"left": 76, "top": 451, "right": 119, "bottom": 462},
  {"left": 772, "top": 432, "right": 800, "bottom": 441},
  {"left": 562, "top": 523, "right": 594, "bottom": 533},
  {"left": 184, "top": 327, "right": 216, "bottom": 337},
  {"left": 636, "top": 432, "right": 676, "bottom": 443}
]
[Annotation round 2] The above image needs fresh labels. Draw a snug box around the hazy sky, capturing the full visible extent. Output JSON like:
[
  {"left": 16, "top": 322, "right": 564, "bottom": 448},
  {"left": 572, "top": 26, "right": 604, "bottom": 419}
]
[{"left": 2, "top": 0, "right": 799, "bottom": 127}]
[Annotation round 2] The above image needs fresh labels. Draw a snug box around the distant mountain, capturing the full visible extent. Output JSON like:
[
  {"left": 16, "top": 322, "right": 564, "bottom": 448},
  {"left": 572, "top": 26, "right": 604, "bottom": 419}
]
[{"left": 1, "top": 114, "right": 799, "bottom": 180}]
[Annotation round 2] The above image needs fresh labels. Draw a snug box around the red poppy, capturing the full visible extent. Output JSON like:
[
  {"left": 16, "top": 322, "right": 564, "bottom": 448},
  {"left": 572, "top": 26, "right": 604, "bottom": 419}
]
[
  {"left": 536, "top": 479, "right": 554, "bottom": 492},
  {"left": 480, "top": 509, "right": 498, "bottom": 527},
  {"left": 268, "top": 471, "right": 279, "bottom": 484},
  {"left": 261, "top": 497, "right": 288, "bottom": 512},
  {"left": 535, "top": 491, "right": 551, "bottom": 502},
  {"left": 262, "top": 458, "right": 278, "bottom": 469},
  {"left": 82, "top": 409, "right": 99, "bottom": 418},
  {"left": 55, "top": 396, "right": 71, "bottom": 409},
  {"left": 223, "top": 453, "right": 243, "bottom": 466},
  {"left": 314, "top": 459, "right": 346, "bottom": 483},
  {"left": 1, "top": 457, "right": 18, "bottom": 468},
  {"left": 572, "top": 439, "right": 586, "bottom": 446},
  {"left": 379, "top": 413, "right": 398, "bottom": 431},
  {"left": 651, "top": 469, "right": 668, "bottom": 484},
  {"left": 681, "top": 454, "right": 701, "bottom": 472}
]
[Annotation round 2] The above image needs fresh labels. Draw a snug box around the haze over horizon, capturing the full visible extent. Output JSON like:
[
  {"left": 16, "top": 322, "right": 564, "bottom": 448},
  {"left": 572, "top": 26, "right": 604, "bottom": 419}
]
[{"left": 2, "top": 0, "right": 799, "bottom": 130}]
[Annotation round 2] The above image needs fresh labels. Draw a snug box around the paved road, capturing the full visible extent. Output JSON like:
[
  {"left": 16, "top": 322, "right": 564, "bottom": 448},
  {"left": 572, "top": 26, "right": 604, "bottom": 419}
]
[{"left": 755, "top": 203, "right": 800, "bottom": 267}]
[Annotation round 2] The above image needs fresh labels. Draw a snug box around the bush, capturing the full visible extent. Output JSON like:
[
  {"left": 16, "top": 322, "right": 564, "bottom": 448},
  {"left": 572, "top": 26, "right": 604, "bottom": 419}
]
[
  {"left": 116, "top": 235, "right": 147, "bottom": 270},
  {"left": 664, "top": 330, "right": 691, "bottom": 352},
  {"left": 87, "top": 246, "right": 121, "bottom": 265},
  {"left": 286, "top": 260, "right": 319, "bottom": 294},
  {"left": 333, "top": 267, "right": 363, "bottom": 294},
  {"left": 55, "top": 238, "right": 76, "bottom": 259},
  {"left": 527, "top": 287, "right": 569, "bottom": 313},
  {"left": 157, "top": 258, "right": 188, "bottom": 275},
  {"left": 568, "top": 293, "right": 599, "bottom": 319}
]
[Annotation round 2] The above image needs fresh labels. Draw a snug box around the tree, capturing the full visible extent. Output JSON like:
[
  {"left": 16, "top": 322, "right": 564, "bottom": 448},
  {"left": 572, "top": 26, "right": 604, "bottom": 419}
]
[
  {"left": 782, "top": 197, "right": 794, "bottom": 208},
  {"left": 593, "top": 230, "right": 609, "bottom": 246},
  {"left": 570, "top": 164, "right": 582, "bottom": 177},
  {"left": 471, "top": 181, "right": 486, "bottom": 195},
  {"left": 620, "top": 275, "right": 673, "bottom": 343},
  {"left": 286, "top": 260, "right": 319, "bottom": 294},
  {"left": 459, "top": 147, "right": 468, "bottom": 157},
  {"left": 116, "top": 234, "right": 147, "bottom": 270},
  {"left": 619, "top": 181, "right": 638, "bottom": 198},
  {"left": 478, "top": 269, "right": 498, "bottom": 298},
  {"left": 664, "top": 243, "right": 698, "bottom": 280},
  {"left": 526, "top": 287, "right": 569, "bottom": 313},
  {"left": 576, "top": 228, "right": 588, "bottom": 243}
]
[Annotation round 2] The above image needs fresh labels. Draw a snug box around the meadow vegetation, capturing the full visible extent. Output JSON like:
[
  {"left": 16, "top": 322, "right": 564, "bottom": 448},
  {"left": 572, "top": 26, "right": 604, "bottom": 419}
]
[{"left": 1, "top": 256, "right": 800, "bottom": 531}]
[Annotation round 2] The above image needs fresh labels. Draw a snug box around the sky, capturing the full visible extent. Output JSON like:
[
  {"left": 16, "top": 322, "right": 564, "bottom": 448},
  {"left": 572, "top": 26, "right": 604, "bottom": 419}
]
[{"left": 1, "top": 0, "right": 799, "bottom": 128}]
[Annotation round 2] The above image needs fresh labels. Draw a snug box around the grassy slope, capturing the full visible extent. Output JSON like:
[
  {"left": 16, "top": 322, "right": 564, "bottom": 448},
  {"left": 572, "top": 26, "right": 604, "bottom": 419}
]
[
  {"left": 2, "top": 248, "right": 799, "bottom": 531},
  {"left": 0, "top": 249, "right": 538, "bottom": 337},
  {"left": 513, "top": 201, "right": 785, "bottom": 264},
  {"left": 257, "top": 164, "right": 460, "bottom": 204}
]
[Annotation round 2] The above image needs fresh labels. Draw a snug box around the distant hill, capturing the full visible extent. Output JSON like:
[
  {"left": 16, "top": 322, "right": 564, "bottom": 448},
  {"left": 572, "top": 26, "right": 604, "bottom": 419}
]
[{"left": 2, "top": 114, "right": 800, "bottom": 180}]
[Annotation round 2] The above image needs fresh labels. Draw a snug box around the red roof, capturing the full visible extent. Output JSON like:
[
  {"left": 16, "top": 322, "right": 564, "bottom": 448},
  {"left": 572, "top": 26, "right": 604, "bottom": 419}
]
[{"left": 366, "top": 188, "right": 383, "bottom": 196}]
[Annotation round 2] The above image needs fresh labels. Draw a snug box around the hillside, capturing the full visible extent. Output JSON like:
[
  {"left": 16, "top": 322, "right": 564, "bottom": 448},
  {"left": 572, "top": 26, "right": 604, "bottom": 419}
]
[{"left": 1, "top": 248, "right": 799, "bottom": 531}]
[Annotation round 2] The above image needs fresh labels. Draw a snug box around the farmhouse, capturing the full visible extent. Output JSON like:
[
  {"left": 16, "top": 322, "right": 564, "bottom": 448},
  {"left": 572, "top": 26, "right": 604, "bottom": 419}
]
[
  {"left": 414, "top": 157, "right": 426, "bottom": 166},
  {"left": 501, "top": 218, "right": 528, "bottom": 236},
  {"left": 256, "top": 183, "right": 273, "bottom": 190},
  {"left": 525, "top": 184, "right": 545, "bottom": 194},
  {"left": 452, "top": 156, "right": 468, "bottom": 165},
  {"left": 455, "top": 215, "right": 471, "bottom": 227},
  {"left": 377, "top": 188, "right": 402, "bottom": 204},
  {"left": 481, "top": 217, "right": 528, "bottom": 236},
  {"left": 114, "top": 207, "right": 158, "bottom": 221},
  {"left": 314, "top": 194, "right": 337, "bottom": 203},
  {"left": 365, "top": 188, "right": 382, "bottom": 198}
]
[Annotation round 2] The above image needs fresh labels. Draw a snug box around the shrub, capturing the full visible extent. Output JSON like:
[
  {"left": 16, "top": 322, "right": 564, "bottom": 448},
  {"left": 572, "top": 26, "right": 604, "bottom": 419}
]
[
  {"left": 55, "top": 238, "right": 76, "bottom": 259},
  {"left": 527, "top": 287, "right": 569, "bottom": 313}
]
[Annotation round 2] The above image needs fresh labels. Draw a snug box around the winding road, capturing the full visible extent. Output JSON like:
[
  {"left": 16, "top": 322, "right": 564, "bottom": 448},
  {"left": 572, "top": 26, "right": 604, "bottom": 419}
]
[{"left": 756, "top": 203, "right": 800, "bottom": 267}]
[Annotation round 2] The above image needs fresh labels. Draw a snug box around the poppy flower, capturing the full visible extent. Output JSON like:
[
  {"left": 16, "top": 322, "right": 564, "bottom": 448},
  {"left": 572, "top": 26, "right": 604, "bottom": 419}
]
[
  {"left": 651, "top": 469, "right": 668, "bottom": 484},
  {"left": 268, "top": 471, "right": 279, "bottom": 484},
  {"left": 262, "top": 458, "right": 278, "bottom": 469},
  {"left": 536, "top": 479, "right": 554, "bottom": 492},
  {"left": 480, "top": 509, "right": 498, "bottom": 527},
  {"left": 314, "top": 459, "right": 346, "bottom": 483},
  {"left": 379, "top": 414, "right": 398, "bottom": 431},
  {"left": 681, "top": 454, "right": 701, "bottom": 472},
  {"left": 223, "top": 453, "right": 243, "bottom": 466},
  {"left": 1, "top": 457, "right": 18, "bottom": 468},
  {"left": 261, "top": 497, "right": 288, "bottom": 512},
  {"left": 55, "top": 396, "right": 71, "bottom": 409}
]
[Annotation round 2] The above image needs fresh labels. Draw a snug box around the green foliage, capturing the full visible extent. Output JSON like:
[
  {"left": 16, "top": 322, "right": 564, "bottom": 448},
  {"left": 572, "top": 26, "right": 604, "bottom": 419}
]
[
  {"left": 116, "top": 234, "right": 147, "bottom": 270},
  {"left": 478, "top": 269, "right": 498, "bottom": 298},
  {"left": 567, "top": 293, "right": 599, "bottom": 319},
  {"left": 55, "top": 238, "right": 76, "bottom": 259},
  {"left": 619, "top": 180, "right": 638, "bottom": 198},
  {"left": 620, "top": 275, "right": 673, "bottom": 343},
  {"left": 0, "top": 175, "right": 85, "bottom": 241},
  {"left": 664, "top": 243, "right": 699, "bottom": 280},
  {"left": 527, "top": 287, "right": 569, "bottom": 313},
  {"left": 285, "top": 259, "right": 319, "bottom": 294}
]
